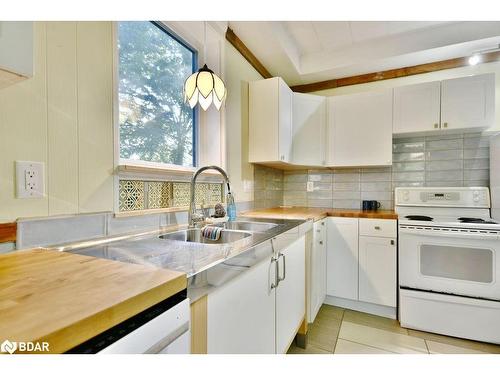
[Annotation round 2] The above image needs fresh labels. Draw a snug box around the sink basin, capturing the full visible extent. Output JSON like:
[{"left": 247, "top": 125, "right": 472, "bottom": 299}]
[
  {"left": 159, "top": 228, "right": 252, "bottom": 244},
  {"left": 213, "top": 221, "right": 278, "bottom": 232}
]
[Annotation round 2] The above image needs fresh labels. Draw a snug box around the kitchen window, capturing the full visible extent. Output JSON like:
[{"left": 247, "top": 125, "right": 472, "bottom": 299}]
[{"left": 118, "top": 21, "right": 198, "bottom": 168}]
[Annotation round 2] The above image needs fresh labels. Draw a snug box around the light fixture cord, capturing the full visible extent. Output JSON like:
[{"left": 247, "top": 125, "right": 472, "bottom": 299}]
[{"left": 203, "top": 21, "right": 207, "bottom": 65}]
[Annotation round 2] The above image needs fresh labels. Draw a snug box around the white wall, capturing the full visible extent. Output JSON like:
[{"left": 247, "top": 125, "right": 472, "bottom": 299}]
[
  {"left": 314, "top": 60, "right": 500, "bottom": 133},
  {"left": 224, "top": 41, "right": 263, "bottom": 203},
  {"left": 0, "top": 22, "right": 114, "bottom": 223}
]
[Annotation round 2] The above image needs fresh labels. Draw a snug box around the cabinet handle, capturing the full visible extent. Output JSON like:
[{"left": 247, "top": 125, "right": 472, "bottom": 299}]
[
  {"left": 271, "top": 257, "right": 279, "bottom": 289},
  {"left": 443, "top": 122, "right": 448, "bottom": 128},
  {"left": 390, "top": 239, "right": 395, "bottom": 245},
  {"left": 319, "top": 240, "right": 323, "bottom": 245},
  {"left": 277, "top": 253, "right": 286, "bottom": 283},
  {"left": 316, "top": 229, "right": 321, "bottom": 233},
  {"left": 321, "top": 221, "right": 325, "bottom": 226},
  {"left": 374, "top": 226, "right": 381, "bottom": 230},
  {"left": 433, "top": 123, "right": 438, "bottom": 129}
]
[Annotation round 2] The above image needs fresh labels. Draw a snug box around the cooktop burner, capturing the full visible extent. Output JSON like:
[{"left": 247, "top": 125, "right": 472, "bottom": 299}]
[
  {"left": 405, "top": 215, "right": 433, "bottom": 221},
  {"left": 458, "top": 217, "right": 498, "bottom": 224}
]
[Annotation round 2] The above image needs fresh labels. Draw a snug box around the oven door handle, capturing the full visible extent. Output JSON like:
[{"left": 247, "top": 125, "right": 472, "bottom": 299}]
[{"left": 399, "top": 227, "right": 500, "bottom": 240}]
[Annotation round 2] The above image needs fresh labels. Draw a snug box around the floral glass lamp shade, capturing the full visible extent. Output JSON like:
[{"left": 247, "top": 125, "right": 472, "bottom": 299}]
[{"left": 184, "top": 64, "right": 227, "bottom": 111}]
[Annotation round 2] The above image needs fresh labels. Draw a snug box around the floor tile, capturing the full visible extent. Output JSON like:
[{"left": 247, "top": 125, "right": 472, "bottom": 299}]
[
  {"left": 287, "top": 342, "right": 331, "bottom": 354},
  {"left": 308, "top": 322, "right": 340, "bottom": 352},
  {"left": 408, "top": 329, "right": 500, "bottom": 354},
  {"left": 313, "top": 314, "right": 342, "bottom": 330},
  {"left": 343, "top": 309, "right": 408, "bottom": 335},
  {"left": 426, "top": 340, "right": 486, "bottom": 354},
  {"left": 334, "top": 339, "right": 393, "bottom": 354},
  {"left": 339, "top": 321, "right": 428, "bottom": 354},
  {"left": 317, "top": 304, "right": 345, "bottom": 320}
]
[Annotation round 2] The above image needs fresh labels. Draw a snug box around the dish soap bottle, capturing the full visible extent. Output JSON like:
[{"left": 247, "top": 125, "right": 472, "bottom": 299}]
[{"left": 227, "top": 192, "right": 236, "bottom": 222}]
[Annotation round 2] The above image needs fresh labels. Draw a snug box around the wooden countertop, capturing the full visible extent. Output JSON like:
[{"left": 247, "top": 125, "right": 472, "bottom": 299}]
[
  {"left": 0, "top": 249, "right": 186, "bottom": 354},
  {"left": 241, "top": 207, "right": 398, "bottom": 221}
]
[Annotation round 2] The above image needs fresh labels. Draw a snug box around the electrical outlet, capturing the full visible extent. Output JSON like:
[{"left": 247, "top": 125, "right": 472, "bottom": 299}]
[
  {"left": 16, "top": 161, "right": 44, "bottom": 199},
  {"left": 306, "top": 181, "right": 314, "bottom": 192}
]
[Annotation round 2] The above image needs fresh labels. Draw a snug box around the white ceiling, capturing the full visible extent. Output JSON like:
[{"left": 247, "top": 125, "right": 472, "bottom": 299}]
[{"left": 228, "top": 21, "right": 500, "bottom": 86}]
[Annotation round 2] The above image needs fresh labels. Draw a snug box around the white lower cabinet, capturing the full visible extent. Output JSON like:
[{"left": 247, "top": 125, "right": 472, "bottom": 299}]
[
  {"left": 207, "top": 236, "right": 305, "bottom": 354},
  {"left": 276, "top": 236, "right": 306, "bottom": 353},
  {"left": 358, "top": 235, "right": 397, "bottom": 307},
  {"left": 309, "top": 219, "right": 326, "bottom": 323},
  {"left": 326, "top": 217, "right": 359, "bottom": 300},
  {"left": 326, "top": 217, "right": 397, "bottom": 316}
]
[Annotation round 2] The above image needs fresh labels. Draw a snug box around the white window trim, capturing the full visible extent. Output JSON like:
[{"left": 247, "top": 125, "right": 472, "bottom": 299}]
[{"left": 111, "top": 21, "right": 227, "bottom": 214}]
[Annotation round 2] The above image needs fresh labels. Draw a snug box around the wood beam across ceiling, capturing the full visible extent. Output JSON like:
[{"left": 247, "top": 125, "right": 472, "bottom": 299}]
[
  {"left": 291, "top": 51, "right": 500, "bottom": 93},
  {"left": 225, "top": 27, "right": 500, "bottom": 93},
  {"left": 225, "top": 27, "right": 273, "bottom": 79}
]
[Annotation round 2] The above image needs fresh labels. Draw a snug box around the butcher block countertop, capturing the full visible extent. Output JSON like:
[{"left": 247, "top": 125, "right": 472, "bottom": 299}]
[
  {"left": 241, "top": 207, "right": 398, "bottom": 221},
  {"left": 0, "top": 248, "right": 186, "bottom": 354}
]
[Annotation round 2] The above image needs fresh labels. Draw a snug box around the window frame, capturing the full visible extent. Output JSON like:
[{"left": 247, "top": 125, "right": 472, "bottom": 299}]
[{"left": 115, "top": 20, "right": 199, "bottom": 171}]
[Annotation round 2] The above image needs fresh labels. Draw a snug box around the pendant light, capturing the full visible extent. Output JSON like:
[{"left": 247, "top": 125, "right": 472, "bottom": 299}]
[{"left": 184, "top": 22, "right": 227, "bottom": 111}]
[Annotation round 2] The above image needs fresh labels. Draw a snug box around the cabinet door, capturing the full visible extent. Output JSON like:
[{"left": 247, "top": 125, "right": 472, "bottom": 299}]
[
  {"left": 309, "top": 219, "right": 326, "bottom": 322},
  {"left": 249, "top": 78, "right": 280, "bottom": 163},
  {"left": 292, "top": 93, "right": 326, "bottom": 166},
  {"left": 207, "top": 253, "right": 276, "bottom": 353},
  {"left": 393, "top": 81, "right": 441, "bottom": 134},
  {"left": 326, "top": 217, "right": 359, "bottom": 300},
  {"left": 278, "top": 78, "right": 293, "bottom": 163},
  {"left": 441, "top": 73, "right": 495, "bottom": 130},
  {"left": 276, "top": 236, "right": 305, "bottom": 354},
  {"left": 327, "top": 89, "right": 393, "bottom": 167},
  {"left": 358, "top": 236, "right": 397, "bottom": 307}
]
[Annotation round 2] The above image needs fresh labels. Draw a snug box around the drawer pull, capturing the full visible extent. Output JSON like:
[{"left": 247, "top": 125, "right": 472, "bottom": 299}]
[
  {"left": 319, "top": 241, "right": 323, "bottom": 245},
  {"left": 321, "top": 222, "right": 325, "bottom": 226},
  {"left": 390, "top": 239, "right": 395, "bottom": 245},
  {"left": 374, "top": 226, "right": 381, "bottom": 230}
]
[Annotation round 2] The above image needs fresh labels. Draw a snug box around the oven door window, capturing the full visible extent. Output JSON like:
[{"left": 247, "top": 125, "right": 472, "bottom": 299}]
[{"left": 420, "top": 244, "right": 493, "bottom": 283}]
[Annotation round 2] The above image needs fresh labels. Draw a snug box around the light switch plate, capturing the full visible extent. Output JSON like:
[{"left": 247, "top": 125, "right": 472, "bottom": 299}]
[
  {"left": 16, "top": 161, "right": 44, "bottom": 199},
  {"left": 306, "top": 181, "right": 314, "bottom": 192}
]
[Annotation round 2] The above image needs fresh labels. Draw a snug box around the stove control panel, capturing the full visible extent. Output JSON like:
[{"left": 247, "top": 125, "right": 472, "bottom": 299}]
[
  {"left": 395, "top": 187, "right": 490, "bottom": 208},
  {"left": 420, "top": 192, "right": 460, "bottom": 202}
]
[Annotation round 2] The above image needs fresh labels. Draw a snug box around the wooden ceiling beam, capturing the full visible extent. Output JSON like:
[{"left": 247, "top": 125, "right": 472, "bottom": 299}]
[
  {"left": 225, "top": 27, "right": 273, "bottom": 79},
  {"left": 291, "top": 50, "right": 500, "bottom": 93}
]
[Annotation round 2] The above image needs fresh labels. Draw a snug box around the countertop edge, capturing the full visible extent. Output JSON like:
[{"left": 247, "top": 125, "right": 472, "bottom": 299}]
[{"left": 42, "top": 273, "right": 187, "bottom": 353}]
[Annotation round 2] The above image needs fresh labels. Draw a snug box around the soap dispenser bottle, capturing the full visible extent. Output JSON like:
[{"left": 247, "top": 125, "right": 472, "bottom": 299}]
[{"left": 227, "top": 191, "right": 236, "bottom": 221}]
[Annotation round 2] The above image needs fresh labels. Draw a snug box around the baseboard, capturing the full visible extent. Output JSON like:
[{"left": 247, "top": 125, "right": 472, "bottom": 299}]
[{"left": 324, "top": 295, "right": 397, "bottom": 319}]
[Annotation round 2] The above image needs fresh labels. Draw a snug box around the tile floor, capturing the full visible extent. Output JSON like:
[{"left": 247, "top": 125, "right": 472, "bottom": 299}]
[{"left": 287, "top": 304, "right": 500, "bottom": 354}]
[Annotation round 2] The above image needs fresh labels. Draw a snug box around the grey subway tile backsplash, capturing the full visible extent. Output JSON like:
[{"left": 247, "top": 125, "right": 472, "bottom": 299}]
[{"left": 281, "top": 131, "right": 491, "bottom": 210}]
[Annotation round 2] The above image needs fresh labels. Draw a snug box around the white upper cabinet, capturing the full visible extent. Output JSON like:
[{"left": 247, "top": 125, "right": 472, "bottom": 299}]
[
  {"left": 0, "top": 21, "right": 33, "bottom": 89},
  {"left": 327, "top": 89, "right": 393, "bottom": 167},
  {"left": 393, "top": 81, "right": 441, "bottom": 134},
  {"left": 441, "top": 73, "right": 495, "bottom": 130},
  {"left": 249, "top": 77, "right": 293, "bottom": 163},
  {"left": 292, "top": 93, "right": 326, "bottom": 166}
]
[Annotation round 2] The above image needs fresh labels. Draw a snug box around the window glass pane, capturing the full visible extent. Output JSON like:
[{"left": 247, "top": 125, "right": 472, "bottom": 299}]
[{"left": 118, "top": 21, "right": 196, "bottom": 167}]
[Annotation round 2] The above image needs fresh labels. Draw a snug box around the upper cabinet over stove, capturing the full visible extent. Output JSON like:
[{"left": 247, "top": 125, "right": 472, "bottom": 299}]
[{"left": 248, "top": 73, "right": 496, "bottom": 169}]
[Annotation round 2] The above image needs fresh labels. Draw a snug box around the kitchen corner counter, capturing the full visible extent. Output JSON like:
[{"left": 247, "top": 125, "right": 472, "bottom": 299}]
[
  {"left": 241, "top": 207, "right": 398, "bottom": 221},
  {"left": 0, "top": 248, "right": 186, "bottom": 354}
]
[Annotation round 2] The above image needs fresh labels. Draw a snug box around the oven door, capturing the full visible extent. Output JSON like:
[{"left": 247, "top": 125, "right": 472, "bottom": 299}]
[{"left": 399, "top": 226, "right": 500, "bottom": 300}]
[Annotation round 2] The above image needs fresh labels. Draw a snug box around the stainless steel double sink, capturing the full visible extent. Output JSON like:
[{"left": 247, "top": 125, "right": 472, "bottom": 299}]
[{"left": 159, "top": 221, "right": 278, "bottom": 245}]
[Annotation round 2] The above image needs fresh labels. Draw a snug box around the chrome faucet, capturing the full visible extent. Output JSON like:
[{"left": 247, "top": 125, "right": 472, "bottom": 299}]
[{"left": 188, "top": 165, "right": 231, "bottom": 228}]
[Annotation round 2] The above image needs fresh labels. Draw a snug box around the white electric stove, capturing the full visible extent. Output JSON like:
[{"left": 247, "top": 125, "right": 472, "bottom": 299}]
[{"left": 395, "top": 187, "right": 500, "bottom": 344}]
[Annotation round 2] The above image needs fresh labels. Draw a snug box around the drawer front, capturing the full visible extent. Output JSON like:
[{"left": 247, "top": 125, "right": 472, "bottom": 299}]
[{"left": 359, "top": 218, "right": 396, "bottom": 238}]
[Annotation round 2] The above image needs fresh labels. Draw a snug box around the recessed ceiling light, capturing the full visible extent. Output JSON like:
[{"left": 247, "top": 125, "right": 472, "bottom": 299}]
[{"left": 468, "top": 54, "right": 481, "bottom": 66}]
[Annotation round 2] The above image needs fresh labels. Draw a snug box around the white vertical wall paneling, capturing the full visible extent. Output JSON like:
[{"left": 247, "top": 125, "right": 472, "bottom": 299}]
[
  {"left": 0, "top": 22, "right": 48, "bottom": 222},
  {"left": 76, "top": 22, "right": 114, "bottom": 213},
  {"left": 46, "top": 22, "right": 79, "bottom": 215}
]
